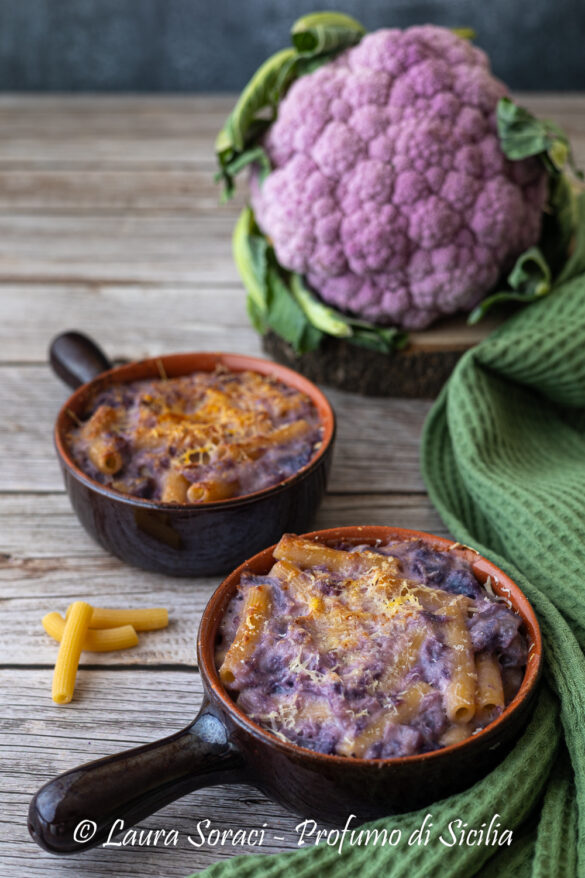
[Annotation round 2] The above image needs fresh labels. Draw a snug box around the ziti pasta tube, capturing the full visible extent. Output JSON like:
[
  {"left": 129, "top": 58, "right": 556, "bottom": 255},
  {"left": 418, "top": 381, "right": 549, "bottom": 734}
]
[
  {"left": 475, "top": 651, "right": 505, "bottom": 720},
  {"left": 339, "top": 682, "right": 433, "bottom": 758},
  {"left": 43, "top": 612, "right": 138, "bottom": 652},
  {"left": 186, "top": 477, "right": 239, "bottom": 503},
  {"left": 442, "top": 601, "right": 477, "bottom": 724},
  {"left": 87, "top": 437, "right": 123, "bottom": 476},
  {"left": 273, "top": 534, "right": 399, "bottom": 578},
  {"left": 51, "top": 601, "right": 93, "bottom": 705},
  {"left": 161, "top": 470, "right": 190, "bottom": 503},
  {"left": 219, "top": 584, "right": 271, "bottom": 686},
  {"left": 66, "top": 604, "right": 168, "bottom": 631}
]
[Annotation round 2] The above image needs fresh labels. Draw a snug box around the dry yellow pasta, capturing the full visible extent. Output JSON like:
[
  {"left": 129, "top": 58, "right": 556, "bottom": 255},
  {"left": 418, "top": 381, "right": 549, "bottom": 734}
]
[
  {"left": 66, "top": 604, "right": 168, "bottom": 631},
  {"left": 51, "top": 601, "right": 93, "bottom": 705},
  {"left": 44, "top": 602, "right": 170, "bottom": 703},
  {"left": 43, "top": 612, "right": 138, "bottom": 652}
]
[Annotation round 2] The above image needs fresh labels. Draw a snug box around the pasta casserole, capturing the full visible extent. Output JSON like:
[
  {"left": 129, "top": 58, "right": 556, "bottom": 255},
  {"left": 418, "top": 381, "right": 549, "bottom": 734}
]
[
  {"left": 216, "top": 535, "right": 528, "bottom": 758},
  {"left": 67, "top": 367, "right": 322, "bottom": 503}
]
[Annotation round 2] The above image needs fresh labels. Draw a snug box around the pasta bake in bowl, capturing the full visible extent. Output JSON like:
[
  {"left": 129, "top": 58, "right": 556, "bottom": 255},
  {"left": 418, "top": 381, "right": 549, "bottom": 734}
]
[
  {"left": 49, "top": 332, "right": 335, "bottom": 575},
  {"left": 29, "top": 527, "right": 541, "bottom": 854},
  {"left": 216, "top": 533, "right": 529, "bottom": 758}
]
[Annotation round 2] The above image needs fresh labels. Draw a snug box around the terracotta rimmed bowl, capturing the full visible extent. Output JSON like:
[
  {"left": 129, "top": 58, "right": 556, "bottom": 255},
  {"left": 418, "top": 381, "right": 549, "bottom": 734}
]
[
  {"left": 29, "top": 526, "right": 542, "bottom": 855},
  {"left": 49, "top": 332, "right": 336, "bottom": 576}
]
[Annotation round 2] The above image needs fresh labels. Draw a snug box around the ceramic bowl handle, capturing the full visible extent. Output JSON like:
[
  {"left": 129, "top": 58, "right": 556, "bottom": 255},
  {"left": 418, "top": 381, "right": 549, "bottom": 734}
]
[
  {"left": 28, "top": 706, "right": 245, "bottom": 854},
  {"left": 49, "top": 331, "right": 113, "bottom": 389}
]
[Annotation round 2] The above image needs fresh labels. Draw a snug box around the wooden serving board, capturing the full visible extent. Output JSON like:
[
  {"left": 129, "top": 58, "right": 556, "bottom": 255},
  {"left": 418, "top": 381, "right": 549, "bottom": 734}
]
[{"left": 263, "top": 311, "right": 506, "bottom": 398}]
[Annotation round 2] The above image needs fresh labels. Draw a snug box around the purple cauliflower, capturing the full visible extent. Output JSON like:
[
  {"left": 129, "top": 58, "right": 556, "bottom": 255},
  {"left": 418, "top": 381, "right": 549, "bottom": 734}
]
[{"left": 250, "top": 25, "right": 548, "bottom": 330}]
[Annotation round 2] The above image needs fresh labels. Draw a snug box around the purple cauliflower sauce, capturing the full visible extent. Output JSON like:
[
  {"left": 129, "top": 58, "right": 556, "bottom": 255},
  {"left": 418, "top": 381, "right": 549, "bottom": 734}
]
[
  {"left": 67, "top": 367, "right": 322, "bottom": 503},
  {"left": 216, "top": 536, "right": 528, "bottom": 758},
  {"left": 250, "top": 26, "right": 547, "bottom": 329}
]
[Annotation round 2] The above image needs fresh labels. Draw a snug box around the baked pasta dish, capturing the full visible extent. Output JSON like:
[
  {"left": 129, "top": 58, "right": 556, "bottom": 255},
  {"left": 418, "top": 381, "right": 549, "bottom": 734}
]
[
  {"left": 67, "top": 367, "right": 322, "bottom": 503},
  {"left": 216, "top": 536, "right": 528, "bottom": 758}
]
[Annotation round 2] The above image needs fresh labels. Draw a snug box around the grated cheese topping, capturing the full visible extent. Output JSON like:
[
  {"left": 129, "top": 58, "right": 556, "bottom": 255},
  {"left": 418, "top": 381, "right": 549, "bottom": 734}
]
[{"left": 67, "top": 366, "right": 322, "bottom": 503}]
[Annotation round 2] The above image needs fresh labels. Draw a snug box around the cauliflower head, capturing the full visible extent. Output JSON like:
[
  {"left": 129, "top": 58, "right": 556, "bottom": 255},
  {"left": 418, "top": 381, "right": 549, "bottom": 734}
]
[{"left": 250, "top": 25, "right": 548, "bottom": 330}]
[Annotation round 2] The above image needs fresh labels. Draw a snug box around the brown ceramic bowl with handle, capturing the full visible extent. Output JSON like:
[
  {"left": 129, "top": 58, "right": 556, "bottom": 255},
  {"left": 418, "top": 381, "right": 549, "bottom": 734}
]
[
  {"left": 28, "top": 526, "right": 542, "bottom": 855},
  {"left": 49, "top": 331, "right": 336, "bottom": 577}
]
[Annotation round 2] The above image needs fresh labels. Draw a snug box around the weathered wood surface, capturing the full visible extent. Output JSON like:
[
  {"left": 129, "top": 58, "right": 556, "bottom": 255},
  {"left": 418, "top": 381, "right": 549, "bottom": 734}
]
[
  {"left": 1, "top": 669, "right": 302, "bottom": 878},
  {"left": 0, "top": 94, "right": 583, "bottom": 878},
  {"left": 0, "top": 94, "right": 582, "bottom": 169}
]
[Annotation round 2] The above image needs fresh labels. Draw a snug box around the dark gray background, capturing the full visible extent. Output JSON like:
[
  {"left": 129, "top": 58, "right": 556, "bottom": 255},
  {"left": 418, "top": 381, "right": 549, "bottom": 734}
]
[{"left": 1, "top": 0, "right": 583, "bottom": 92}]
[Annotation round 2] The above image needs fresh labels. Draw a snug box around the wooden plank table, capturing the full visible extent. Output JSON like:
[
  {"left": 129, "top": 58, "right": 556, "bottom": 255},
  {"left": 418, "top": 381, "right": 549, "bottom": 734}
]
[{"left": 1, "top": 94, "right": 583, "bottom": 878}]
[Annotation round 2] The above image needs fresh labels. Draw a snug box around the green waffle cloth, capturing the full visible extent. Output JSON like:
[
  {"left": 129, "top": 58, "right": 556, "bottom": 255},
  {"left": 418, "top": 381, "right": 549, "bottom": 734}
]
[{"left": 192, "top": 204, "right": 585, "bottom": 878}]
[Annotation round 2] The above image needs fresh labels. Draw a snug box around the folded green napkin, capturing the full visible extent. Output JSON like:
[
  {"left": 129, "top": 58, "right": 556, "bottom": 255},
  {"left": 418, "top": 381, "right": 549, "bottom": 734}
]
[{"left": 193, "top": 203, "right": 585, "bottom": 878}]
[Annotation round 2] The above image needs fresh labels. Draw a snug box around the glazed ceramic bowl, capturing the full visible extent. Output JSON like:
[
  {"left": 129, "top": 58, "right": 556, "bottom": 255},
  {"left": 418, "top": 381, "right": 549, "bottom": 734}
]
[
  {"left": 29, "top": 526, "right": 542, "bottom": 855},
  {"left": 49, "top": 332, "right": 336, "bottom": 576}
]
